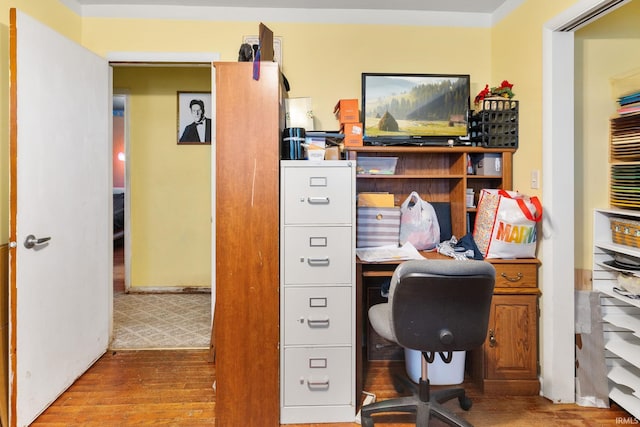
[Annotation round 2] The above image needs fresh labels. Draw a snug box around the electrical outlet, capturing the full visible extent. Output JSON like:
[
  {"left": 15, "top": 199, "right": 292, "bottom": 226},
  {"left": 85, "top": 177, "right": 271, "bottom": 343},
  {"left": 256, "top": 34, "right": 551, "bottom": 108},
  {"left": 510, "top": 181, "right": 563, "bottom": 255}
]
[{"left": 531, "top": 170, "right": 540, "bottom": 189}]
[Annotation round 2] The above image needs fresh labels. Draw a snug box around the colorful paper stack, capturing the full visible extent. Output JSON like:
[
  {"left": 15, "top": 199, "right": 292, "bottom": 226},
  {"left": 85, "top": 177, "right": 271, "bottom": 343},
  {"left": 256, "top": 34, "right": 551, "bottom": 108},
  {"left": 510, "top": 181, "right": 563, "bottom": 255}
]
[{"left": 618, "top": 91, "right": 640, "bottom": 116}]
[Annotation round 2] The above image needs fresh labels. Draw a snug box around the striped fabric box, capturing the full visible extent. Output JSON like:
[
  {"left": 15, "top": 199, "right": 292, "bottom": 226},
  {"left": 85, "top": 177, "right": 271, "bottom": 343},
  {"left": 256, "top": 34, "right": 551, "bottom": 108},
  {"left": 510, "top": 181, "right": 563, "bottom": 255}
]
[{"left": 357, "top": 207, "right": 401, "bottom": 248}]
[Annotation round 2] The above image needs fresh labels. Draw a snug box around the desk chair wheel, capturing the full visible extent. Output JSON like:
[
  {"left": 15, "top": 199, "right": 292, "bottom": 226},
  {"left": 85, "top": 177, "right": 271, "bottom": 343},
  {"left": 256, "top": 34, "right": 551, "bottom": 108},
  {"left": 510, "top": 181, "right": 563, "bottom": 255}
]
[
  {"left": 458, "top": 395, "right": 472, "bottom": 411},
  {"left": 393, "top": 374, "right": 415, "bottom": 394}
]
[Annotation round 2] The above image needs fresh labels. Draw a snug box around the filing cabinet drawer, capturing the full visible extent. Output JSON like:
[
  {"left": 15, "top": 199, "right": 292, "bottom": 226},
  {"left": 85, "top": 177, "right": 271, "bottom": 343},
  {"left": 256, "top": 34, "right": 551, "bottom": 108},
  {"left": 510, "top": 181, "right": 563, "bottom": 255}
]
[
  {"left": 283, "top": 226, "right": 352, "bottom": 285},
  {"left": 284, "top": 286, "right": 352, "bottom": 346},
  {"left": 282, "top": 166, "right": 353, "bottom": 225},
  {"left": 282, "top": 347, "right": 352, "bottom": 407},
  {"left": 492, "top": 262, "right": 538, "bottom": 289}
]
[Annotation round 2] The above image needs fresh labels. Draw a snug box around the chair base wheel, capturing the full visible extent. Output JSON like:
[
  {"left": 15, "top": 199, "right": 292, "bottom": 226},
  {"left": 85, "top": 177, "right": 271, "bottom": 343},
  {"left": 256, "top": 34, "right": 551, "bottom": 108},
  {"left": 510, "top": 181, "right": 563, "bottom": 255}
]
[
  {"left": 361, "top": 415, "right": 375, "bottom": 427},
  {"left": 458, "top": 395, "right": 472, "bottom": 411}
]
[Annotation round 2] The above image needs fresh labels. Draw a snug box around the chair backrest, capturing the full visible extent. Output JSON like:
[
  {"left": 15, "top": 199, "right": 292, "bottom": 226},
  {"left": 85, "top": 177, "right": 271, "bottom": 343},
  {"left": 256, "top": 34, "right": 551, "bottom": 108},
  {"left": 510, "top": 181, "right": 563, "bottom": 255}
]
[
  {"left": 430, "top": 202, "right": 452, "bottom": 242},
  {"left": 389, "top": 259, "right": 495, "bottom": 353}
]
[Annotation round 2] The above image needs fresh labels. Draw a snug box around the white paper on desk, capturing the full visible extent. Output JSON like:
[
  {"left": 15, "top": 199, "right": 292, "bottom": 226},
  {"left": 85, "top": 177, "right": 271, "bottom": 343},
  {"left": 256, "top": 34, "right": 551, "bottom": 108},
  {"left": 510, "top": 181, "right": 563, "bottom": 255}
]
[{"left": 356, "top": 242, "right": 425, "bottom": 262}]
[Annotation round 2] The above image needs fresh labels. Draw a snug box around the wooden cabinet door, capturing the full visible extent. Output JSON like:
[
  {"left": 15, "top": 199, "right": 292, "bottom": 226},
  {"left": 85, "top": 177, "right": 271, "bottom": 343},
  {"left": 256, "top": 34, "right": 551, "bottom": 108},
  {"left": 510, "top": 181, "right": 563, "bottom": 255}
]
[{"left": 485, "top": 294, "right": 538, "bottom": 380}]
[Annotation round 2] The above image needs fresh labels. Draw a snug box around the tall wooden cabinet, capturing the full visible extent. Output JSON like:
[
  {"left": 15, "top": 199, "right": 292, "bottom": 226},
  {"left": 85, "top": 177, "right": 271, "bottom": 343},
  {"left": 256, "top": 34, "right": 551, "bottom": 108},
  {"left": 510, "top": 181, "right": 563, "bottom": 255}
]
[{"left": 214, "top": 62, "right": 283, "bottom": 426}]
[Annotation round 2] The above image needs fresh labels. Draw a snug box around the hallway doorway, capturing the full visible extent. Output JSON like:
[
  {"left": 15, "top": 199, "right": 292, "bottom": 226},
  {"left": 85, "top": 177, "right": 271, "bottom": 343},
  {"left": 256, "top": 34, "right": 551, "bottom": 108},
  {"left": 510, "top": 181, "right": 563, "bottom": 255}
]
[{"left": 110, "top": 90, "right": 211, "bottom": 350}]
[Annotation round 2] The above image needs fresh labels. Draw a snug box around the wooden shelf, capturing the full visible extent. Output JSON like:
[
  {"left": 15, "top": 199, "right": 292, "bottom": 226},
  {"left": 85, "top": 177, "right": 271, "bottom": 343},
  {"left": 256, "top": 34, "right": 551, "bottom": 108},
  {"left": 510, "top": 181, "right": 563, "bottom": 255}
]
[
  {"left": 346, "top": 146, "right": 513, "bottom": 238},
  {"left": 351, "top": 145, "right": 541, "bottom": 396}
]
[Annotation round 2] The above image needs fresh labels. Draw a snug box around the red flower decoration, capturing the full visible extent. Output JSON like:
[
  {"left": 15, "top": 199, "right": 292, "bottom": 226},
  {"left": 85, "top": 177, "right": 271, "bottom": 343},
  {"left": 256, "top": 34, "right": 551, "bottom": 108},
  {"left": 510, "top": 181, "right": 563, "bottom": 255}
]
[{"left": 474, "top": 84, "right": 491, "bottom": 104}]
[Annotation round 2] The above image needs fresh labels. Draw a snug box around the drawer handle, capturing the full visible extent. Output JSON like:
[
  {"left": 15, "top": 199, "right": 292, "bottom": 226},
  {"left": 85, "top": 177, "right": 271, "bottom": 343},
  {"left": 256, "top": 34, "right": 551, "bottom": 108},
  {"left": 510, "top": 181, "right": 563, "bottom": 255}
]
[
  {"left": 307, "top": 196, "right": 330, "bottom": 204},
  {"left": 308, "top": 257, "right": 330, "bottom": 266},
  {"left": 501, "top": 272, "right": 523, "bottom": 283},
  {"left": 307, "top": 376, "right": 330, "bottom": 388},
  {"left": 489, "top": 329, "right": 497, "bottom": 348},
  {"left": 307, "top": 316, "right": 330, "bottom": 327}
]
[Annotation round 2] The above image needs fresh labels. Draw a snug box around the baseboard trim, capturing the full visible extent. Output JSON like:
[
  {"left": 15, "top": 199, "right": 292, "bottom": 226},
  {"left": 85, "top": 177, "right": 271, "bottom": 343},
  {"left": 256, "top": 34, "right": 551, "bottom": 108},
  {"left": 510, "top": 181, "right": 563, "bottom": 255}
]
[{"left": 126, "top": 286, "right": 211, "bottom": 294}]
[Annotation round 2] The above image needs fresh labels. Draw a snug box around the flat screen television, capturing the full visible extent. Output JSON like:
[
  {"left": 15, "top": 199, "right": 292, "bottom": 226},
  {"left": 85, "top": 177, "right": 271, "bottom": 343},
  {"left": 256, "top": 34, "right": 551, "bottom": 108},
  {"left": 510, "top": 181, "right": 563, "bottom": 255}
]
[{"left": 361, "top": 72, "right": 470, "bottom": 145}]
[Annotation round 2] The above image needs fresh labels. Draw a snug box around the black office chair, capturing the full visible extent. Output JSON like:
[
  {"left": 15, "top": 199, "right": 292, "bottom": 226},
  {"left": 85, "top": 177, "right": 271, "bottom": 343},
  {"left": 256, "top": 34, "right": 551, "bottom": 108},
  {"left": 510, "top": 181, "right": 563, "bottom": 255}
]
[{"left": 361, "top": 259, "right": 495, "bottom": 427}]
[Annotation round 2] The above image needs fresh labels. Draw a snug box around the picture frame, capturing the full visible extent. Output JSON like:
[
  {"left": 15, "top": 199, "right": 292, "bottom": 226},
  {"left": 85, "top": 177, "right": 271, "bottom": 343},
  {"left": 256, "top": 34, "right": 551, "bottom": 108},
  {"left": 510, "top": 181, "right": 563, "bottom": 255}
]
[
  {"left": 242, "top": 35, "right": 283, "bottom": 65},
  {"left": 177, "top": 91, "right": 212, "bottom": 145}
]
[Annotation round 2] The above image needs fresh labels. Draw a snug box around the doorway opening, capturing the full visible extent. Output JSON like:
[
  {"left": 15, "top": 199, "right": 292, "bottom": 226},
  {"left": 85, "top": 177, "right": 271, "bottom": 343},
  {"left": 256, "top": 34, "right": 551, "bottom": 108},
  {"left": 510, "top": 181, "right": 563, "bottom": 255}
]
[
  {"left": 113, "top": 94, "right": 126, "bottom": 294},
  {"left": 109, "top": 84, "right": 211, "bottom": 350}
]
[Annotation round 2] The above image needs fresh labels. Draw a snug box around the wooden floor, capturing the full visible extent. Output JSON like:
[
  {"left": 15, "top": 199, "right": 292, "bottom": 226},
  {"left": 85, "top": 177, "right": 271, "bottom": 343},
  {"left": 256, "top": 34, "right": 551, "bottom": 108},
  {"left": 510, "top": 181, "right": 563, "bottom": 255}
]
[
  {"left": 30, "top": 350, "right": 634, "bottom": 426},
  {"left": 30, "top": 244, "right": 635, "bottom": 425}
]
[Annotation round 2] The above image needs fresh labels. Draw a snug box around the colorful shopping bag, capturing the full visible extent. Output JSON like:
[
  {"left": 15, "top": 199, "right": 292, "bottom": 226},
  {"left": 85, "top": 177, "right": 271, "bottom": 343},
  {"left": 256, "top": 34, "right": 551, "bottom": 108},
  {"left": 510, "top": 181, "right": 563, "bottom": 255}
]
[{"left": 473, "top": 189, "right": 542, "bottom": 259}]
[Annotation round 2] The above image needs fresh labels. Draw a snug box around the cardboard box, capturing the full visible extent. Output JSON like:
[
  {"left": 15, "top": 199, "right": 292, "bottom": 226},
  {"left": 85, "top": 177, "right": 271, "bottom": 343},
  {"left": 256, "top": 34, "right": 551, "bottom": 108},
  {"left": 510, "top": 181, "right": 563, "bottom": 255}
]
[
  {"left": 357, "top": 192, "right": 395, "bottom": 207},
  {"left": 356, "top": 207, "right": 400, "bottom": 248},
  {"left": 324, "top": 146, "right": 340, "bottom": 160},
  {"left": 341, "top": 122, "right": 363, "bottom": 147},
  {"left": 334, "top": 99, "right": 359, "bottom": 124}
]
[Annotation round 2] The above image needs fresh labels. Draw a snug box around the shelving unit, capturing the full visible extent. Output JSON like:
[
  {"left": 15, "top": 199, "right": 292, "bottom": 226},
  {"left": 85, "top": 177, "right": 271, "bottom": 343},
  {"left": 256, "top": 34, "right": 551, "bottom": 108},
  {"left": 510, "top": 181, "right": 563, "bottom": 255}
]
[
  {"left": 593, "top": 208, "right": 640, "bottom": 419},
  {"left": 345, "top": 146, "right": 514, "bottom": 238},
  {"left": 609, "top": 113, "right": 640, "bottom": 209},
  {"left": 348, "top": 145, "right": 541, "bottom": 396}
]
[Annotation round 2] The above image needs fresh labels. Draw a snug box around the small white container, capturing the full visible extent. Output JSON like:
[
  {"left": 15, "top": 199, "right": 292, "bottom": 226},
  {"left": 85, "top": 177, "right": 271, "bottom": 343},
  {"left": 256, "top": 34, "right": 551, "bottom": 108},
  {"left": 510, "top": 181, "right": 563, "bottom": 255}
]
[
  {"left": 356, "top": 157, "right": 398, "bottom": 175},
  {"left": 466, "top": 188, "right": 475, "bottom": 208},
  {"left": 306, "top": 148, "right": 325, "bottom": 161},
  {"left": 475, "top": 153, "right": 502, "bottom": 176},
  {"left": 405, "top": 348, "right": 466, "bottom": 385}
]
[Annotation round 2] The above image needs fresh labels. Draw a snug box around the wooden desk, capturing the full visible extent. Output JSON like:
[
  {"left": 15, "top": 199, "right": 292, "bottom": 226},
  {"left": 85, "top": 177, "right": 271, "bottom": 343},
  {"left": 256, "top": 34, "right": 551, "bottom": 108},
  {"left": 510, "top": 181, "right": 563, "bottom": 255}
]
[{"left": 355, "top": 253, "right": 541, "bottom": 403}]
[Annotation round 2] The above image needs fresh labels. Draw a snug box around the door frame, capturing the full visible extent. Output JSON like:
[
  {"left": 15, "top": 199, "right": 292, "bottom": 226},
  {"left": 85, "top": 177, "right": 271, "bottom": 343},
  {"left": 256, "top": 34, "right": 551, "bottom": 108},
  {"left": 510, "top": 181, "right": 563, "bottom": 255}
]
[
  {"left": 112, "top": 92, "right": 130, "bottom": 291},
  {"left": 106, "top": 50, "right": 220, "bottom": 325},
  {"left": 542, "top": 0, "right": 629, "bottom": 403}
]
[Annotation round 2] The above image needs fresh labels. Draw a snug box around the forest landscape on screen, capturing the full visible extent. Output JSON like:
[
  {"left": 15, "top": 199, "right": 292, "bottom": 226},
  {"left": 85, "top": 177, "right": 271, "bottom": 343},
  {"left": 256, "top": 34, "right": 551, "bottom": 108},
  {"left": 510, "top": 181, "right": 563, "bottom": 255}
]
[{"left": 361, "top": 73, "right": 470, "bottom": 144}]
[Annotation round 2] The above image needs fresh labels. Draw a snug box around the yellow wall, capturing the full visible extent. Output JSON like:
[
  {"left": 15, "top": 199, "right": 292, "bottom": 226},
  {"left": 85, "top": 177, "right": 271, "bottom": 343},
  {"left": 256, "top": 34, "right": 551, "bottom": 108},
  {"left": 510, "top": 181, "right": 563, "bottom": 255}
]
[
  {"left": 574, "top": 1, "right": 640, "bottom": 270},
  {"left": 82, "top": 19, "right": 492, "bottom": 132},
  {"left": 488, "top": 0, "right": 640, "bottom": 273},
  {"left": 491, "top": 0, "right": 578, "bottom": 199},
  {"left": 113, "top": 67, "right": 212, "bottom": 288},
  {"left": 83, "top": 19, "right": 492, "bottom": 289}
]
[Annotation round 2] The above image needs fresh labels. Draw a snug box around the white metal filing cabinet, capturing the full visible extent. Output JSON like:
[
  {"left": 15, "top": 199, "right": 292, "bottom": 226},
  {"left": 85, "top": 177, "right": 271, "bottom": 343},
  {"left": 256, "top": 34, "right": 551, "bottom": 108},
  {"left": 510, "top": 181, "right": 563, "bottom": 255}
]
[{"left": 280, "top": 160, "right": 356, "bottom": 423}]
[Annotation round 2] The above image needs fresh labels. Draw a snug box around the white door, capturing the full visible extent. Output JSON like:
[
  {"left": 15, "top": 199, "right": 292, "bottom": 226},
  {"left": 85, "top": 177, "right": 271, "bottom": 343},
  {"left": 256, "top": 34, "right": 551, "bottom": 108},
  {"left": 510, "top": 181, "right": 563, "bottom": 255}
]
[{"left": 9, "top": 10, "right": 111, "bottom": 426}]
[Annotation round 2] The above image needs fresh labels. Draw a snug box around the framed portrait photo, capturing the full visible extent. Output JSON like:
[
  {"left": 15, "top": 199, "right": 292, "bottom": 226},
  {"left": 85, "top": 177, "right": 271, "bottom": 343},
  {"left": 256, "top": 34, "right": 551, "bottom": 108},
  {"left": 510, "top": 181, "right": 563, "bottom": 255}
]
[{"left": 177, "top": 91, "right": 212, "bottom": 145}]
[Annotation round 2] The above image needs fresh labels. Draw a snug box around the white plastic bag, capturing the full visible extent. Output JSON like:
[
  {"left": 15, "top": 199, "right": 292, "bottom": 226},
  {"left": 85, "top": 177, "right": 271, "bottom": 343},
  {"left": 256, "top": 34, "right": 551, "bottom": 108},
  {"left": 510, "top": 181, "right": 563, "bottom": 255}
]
[{"left": 399, "top": 191, "right": 440, "bottom": 250}]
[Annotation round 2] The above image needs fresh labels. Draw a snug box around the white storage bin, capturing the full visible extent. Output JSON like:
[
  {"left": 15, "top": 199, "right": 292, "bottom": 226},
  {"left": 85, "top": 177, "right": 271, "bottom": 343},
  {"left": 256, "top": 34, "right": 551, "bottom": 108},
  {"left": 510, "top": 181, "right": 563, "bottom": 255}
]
[
  {"left": 405, "top": 348, "right": 466, "bottom": 385},
  {"left": 475, "top": 153, "right": 502, "bottom": 176}
]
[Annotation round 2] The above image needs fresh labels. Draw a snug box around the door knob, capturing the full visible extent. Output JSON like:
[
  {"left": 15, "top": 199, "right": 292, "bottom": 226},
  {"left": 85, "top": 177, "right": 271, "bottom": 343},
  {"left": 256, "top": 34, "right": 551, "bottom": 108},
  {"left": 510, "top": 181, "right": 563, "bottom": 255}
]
[
  {"left": 24, "top": 234, "right": 51, "bottom": 249},
  {"left": 488, "top": 329, "right": 497, "bottom": 348}
]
